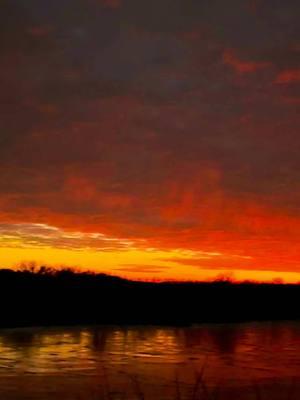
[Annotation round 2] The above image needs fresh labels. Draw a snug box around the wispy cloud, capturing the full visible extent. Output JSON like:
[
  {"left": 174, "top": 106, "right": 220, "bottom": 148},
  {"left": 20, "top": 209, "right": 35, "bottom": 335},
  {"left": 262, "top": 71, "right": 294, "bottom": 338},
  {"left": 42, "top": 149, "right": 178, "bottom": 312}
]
[
  {"left": 0, "top": 223, "right": 135, "bottom": 251},
  {"left": 114, "top": 264, "right": 169, "bottom": 274}
]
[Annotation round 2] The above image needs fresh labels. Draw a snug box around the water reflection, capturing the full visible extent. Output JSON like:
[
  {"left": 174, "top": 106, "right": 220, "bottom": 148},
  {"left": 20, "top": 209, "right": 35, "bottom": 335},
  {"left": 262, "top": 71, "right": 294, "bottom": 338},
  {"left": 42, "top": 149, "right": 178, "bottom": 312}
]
[{"left": 0, "top": 322, "right": 299, "bottom": 398}]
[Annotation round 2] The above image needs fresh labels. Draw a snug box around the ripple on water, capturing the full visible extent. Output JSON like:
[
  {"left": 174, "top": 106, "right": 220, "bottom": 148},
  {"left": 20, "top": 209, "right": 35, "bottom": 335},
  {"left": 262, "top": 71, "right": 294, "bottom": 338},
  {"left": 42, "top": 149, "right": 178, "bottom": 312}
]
[{"left": 0, "top": 322, "right": 299, "bottom": 385}]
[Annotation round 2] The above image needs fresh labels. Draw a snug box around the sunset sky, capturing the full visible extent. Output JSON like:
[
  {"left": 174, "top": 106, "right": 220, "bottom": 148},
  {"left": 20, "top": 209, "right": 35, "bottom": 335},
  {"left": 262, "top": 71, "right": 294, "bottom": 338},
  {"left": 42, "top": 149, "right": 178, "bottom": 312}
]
[{"left": 1, "top": 0, "right": 300, "bottom": 282}]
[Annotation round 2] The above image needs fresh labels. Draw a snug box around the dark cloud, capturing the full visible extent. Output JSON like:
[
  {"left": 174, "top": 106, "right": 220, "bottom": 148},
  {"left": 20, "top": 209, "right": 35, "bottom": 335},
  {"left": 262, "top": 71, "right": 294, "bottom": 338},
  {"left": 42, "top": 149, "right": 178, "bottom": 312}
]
[{"left": 1, "top": 1, "right": 300, "bottom": 273}]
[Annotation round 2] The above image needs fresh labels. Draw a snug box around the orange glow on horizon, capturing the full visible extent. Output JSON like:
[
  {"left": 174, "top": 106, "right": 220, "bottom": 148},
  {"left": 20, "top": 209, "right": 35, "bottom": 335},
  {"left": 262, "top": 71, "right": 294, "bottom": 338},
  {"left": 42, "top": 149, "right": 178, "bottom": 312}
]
[{"left": 0, "top": 228, "right": 299, "bottom": 284}]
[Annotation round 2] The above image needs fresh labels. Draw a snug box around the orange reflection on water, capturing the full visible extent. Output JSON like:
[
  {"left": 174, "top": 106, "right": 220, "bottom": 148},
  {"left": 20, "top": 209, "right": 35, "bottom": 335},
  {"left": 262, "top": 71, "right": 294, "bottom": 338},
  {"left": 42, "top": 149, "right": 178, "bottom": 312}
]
[{"left": 0, "top": 323, "right": 299, "bottom": 399}]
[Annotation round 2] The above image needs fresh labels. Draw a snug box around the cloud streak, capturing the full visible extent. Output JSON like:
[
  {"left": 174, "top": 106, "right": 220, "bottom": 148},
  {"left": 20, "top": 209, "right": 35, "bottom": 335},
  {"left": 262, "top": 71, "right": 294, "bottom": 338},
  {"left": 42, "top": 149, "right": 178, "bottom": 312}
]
[{"left": 0, "top": 223, "right": 135, "bottom": 251}]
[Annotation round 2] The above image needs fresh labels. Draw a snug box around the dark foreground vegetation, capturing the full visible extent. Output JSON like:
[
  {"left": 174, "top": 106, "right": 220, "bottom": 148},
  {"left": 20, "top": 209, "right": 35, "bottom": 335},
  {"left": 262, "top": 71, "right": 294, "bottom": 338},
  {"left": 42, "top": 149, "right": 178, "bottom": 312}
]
[{"left": 1, "top": 267, "right": 300, "bottom": 328}]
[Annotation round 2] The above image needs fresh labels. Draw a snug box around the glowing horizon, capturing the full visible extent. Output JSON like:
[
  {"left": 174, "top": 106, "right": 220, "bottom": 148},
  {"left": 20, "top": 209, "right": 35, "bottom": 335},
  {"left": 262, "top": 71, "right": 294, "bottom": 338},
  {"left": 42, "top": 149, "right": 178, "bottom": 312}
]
[{"left": 1, "top": 222, "right": 299, "bottom": 283}]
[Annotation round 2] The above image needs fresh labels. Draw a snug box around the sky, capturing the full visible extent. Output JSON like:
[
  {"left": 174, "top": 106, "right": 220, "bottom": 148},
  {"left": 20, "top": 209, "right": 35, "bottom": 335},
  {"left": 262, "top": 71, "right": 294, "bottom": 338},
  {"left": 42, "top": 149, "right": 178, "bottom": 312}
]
[{"left": 1, "top": 0, "right": 300, "bottom": 282}]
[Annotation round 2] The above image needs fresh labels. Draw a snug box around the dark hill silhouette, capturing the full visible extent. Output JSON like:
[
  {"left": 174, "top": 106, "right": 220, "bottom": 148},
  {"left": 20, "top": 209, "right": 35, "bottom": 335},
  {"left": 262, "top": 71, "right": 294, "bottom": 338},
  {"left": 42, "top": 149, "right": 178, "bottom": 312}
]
[{"left": 1, "top": 267, "right": 300, "bottom": 328}]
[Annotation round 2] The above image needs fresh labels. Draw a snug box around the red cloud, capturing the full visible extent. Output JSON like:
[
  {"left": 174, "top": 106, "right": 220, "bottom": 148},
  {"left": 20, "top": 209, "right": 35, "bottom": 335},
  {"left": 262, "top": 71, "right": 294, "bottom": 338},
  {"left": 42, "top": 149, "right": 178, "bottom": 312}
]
[
  {"left": 223, "top": 49, "right": 270, "bottom": 73},
  {"left": 275, "top": 69, "right": 300, "bottom": 84}
]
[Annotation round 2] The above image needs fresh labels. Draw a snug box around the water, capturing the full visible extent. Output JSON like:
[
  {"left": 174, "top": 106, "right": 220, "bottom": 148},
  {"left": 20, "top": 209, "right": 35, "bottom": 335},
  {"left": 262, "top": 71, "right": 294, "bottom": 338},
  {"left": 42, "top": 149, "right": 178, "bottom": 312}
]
[{"left": 0, "top": 322, "right": 299, "bottom": 399}]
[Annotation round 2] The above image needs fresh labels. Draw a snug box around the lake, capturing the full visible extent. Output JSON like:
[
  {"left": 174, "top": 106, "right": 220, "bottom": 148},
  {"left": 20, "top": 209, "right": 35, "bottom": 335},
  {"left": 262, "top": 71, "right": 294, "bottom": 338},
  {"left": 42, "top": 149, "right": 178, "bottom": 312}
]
[{"left": 0, "top": 322, "right": 299, "bottom": 399}]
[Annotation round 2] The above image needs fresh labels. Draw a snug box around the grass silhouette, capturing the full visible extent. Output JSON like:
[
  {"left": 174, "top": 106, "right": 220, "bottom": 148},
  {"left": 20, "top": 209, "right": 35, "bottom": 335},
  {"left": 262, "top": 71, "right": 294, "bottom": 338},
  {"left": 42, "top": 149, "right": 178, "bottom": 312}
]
[{"left": 93, "top": 372, "right": 298, "bottom": 400}]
